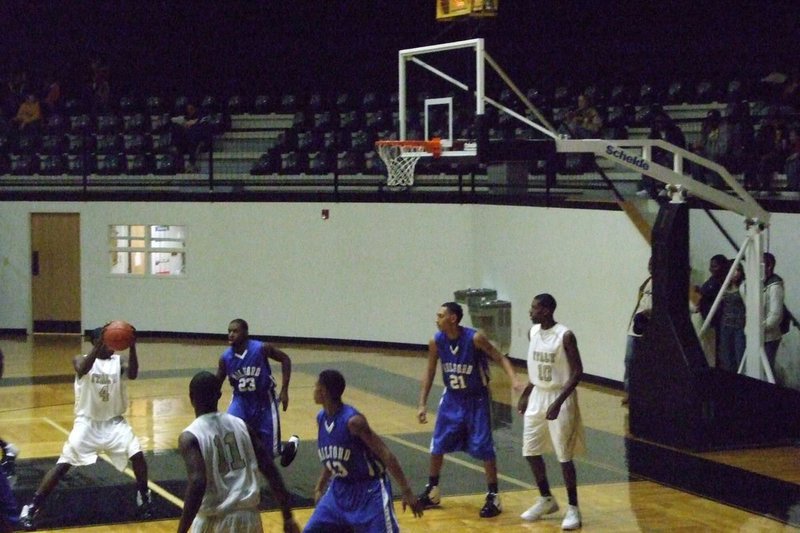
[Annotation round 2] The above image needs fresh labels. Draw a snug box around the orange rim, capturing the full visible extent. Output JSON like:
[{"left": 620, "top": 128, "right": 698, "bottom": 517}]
[{"left": 375, "top": 138, "right": 442, "bottom": 157}]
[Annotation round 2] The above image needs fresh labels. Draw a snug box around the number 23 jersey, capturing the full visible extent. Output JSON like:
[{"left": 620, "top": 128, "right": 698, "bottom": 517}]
[{"left": 221, "top": 339, "right": 275, "bottom": 402}]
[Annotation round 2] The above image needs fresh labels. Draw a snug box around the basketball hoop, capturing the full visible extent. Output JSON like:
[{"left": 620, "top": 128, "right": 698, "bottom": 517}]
[{"left": 375, "top": 138, "right": 442, "bottom": 188}]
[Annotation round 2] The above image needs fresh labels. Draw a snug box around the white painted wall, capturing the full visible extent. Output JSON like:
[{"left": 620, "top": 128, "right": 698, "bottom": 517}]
[{"left": 1, "top": 200, "right": 797, "bottom": 384}]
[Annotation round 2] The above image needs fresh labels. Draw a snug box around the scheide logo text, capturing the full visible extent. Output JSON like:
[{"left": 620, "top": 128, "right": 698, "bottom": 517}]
[{"left": 606, "top": 145, "right": 650, "bottom": 171}]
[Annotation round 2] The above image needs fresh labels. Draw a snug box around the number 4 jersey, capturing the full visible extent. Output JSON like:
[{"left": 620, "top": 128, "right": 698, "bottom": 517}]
[
  {"left": 74, "top": 353, "right": 128, "bottom": 420},
  {"left": 183, "top": 412, "right": 262, "bottom": 516},
  {"left": 527, "top": 323, "right": 570, "bottom": 390}
]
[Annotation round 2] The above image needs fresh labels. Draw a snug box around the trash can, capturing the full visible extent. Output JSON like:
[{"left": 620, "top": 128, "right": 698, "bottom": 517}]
[
  {"left": 453, "top": 288, "right": 497, "bottom": 313},
  {"left": 470, "top": 299, "right": 512, "bottom": 355}
]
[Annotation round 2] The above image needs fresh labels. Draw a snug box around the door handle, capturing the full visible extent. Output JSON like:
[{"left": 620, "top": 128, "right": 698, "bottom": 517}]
[{"left": 32, "top": 251, "right": 39, "bottom": 276}]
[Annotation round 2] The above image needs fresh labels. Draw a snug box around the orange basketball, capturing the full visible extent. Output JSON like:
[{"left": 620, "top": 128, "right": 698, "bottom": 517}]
[{"left": 103, "top": 321, "right": 135, "bottom": 351}]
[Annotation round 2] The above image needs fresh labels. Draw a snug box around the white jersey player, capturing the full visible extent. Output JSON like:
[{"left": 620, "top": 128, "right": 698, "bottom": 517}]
[
  {"left": 19, "top": 325, "right": 152, "bottom": 530},
  {"left": 518, "top": 294, "right": 585, "bottom": 530},
  {"left": 177, "top": 371, "right": 299, "bottom": 533}
]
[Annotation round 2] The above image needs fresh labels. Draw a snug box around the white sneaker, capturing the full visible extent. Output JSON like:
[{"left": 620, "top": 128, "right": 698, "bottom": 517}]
[
  {"left": 561, "top": 504, "right": 582, "bottom": 530},
  {"left": 520, "top": 495, "right": 559, "bottom": 521}
]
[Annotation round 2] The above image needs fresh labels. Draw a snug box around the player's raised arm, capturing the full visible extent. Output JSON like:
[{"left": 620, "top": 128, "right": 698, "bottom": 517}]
[
  {"left": 417, "top": 339, "right": 439, "bottom": 424},
  {"left": 348, "top": 414, "right": 423, "bottom": 518}
]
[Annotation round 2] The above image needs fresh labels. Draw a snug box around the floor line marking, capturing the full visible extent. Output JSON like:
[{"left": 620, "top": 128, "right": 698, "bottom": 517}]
[
  {"left": 382, "top": 433, "right": 534, "bottom": 490},
  {"left": 42, "top": 416, "right": 184, "bottom": 508}
]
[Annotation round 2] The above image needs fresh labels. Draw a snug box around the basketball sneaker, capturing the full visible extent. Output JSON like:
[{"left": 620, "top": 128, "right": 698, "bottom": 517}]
[
  {"left": 137, "top": 489, "right": 153, "bottom": 519},
  {"left": 520, "top": 495, "right": 559, "bottom": 521},
  {"left": 417, "top": 484, "right": 441, "bottom": 508},
  {"left": 280, "top": 435, "right": 300, "bottom": 467},
  {"left": 479, "top": 492, "right": 502, "bottom": 518},
  {"left": 1, "top": 442, "right": 18, "bottom": 479},
  {"left": 561, "top": 504, "right": 582, "bottom": 530},
  {"left": 19, "top": 504, "right": 39, "bottom": 531}
]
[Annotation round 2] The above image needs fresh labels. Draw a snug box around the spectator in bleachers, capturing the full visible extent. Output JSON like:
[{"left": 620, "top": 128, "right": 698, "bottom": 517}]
[
  {"left": 559, "top": 93, "right": 603, "bottom": 140},
  {"left": 11, "top": 93, "right": 42, "bottom": 134},
  {"left": 784, "top": 126, "right": 800, "bottom": 191},
  {"left": 89, "top": 57, "right": 111, "bottom": 112},
  {"left": 174, "top": 103, "right": 210, "bottom": 173},
  {"left": 724, "top": 101, "right": 755, "bottom": 177},
  {"left": 42, "top": 75, "right": 62, "bottom": 116},
  {"left": 751, "top": 116, "right": 788, "bottom": 192},
  {"left": 692, "top": 110, "right": 729, "bottom": 188},
  {"left": 638, "top": 111, "right": 685, "bottom": 199}
]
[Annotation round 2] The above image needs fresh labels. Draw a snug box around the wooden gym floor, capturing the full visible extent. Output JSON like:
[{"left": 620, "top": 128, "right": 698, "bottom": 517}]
[{"left": 1, "top": 334, "right": 799, "bottom": 532}]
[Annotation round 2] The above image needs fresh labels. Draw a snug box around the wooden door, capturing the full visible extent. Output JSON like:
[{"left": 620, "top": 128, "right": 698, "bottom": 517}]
[{"left": 31, "top": 213, "right": 81, "bottom": 333}]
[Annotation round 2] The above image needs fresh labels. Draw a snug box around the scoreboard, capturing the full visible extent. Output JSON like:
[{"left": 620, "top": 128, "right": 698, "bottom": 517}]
[{"left": 436, "top": 0, "right": 498, "bottom": 21}]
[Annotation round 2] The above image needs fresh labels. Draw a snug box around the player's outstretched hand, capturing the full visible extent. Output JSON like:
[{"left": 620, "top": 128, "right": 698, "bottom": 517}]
[
  {"left": 401, "top": 487, "right": 424, "bottom": 518},
  {"left": 417, "top": 407, "right": 427, "bottom": 424}
]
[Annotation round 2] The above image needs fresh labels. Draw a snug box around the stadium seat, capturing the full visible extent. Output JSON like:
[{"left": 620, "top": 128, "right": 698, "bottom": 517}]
[
  {"left": 69, "top": 114, "right": 92, "bottom": 134},
  {"left": 146, "top": 96, "right": 165, "bottom": 114},
  {"left": 126, "top": 153, "right": 152, "bottom": 175},
  {"left": 694, "top": 80, "right": 718, "bottom": 103},
  {"left": 279, "top": 94, "right": 299, "bottom": 113},
  {"left": 205, "top": 112, "right": 228, "bottom": 134},
  {"left": 308, "top": 93, "right": 328, "bottom": 113},
  {"left": 119, "top": 96, "right": 140, "bottom": 114},
  {"left": 95, "top": 134, "right": 122, "bottom": 155},
  {"left": 608, "top": 84, "right": 631, "bottom": 106},
  {"left": 364, "top": 110, "right": 391, "bottom": 132},
  {"left": 63, "top": 97, "right": 84, "bottom": 116},
  {"left": 96, "top": 113, "right": 121, "bottom": 134},
  {"left": 226, "top": 94, "right": 244, "bottom": 114},
  {"left": 10, "top": 154, "right": 39, "bottom": 175},
  {"left": 123, "top": 133, "right": 148, "bottom": 154},
  {"left": 335, "top": 92, "right": 357, "bottom": 112},
  {"left": 526, "top": 87, "right": 551, "bottom": 108},
  {"left": 0, "top": 154, "right": 9, "bottom": 174},
  {"left": 336, "top": 150, "right": 363, "bottom": 174},
  {"left": 253, "top": 94, "right": 272, "bottom": 114},
  {"left": 153, "top": 153, "right": 179, "bottom": 174},
  {"left": 362, "top": 92, "right": 384, "bottom": 112},
  {"left": 638, "top": 84, "right": 656, "bottom": 106},
  {"left": 38, "top": 154, "right": 65, "bottom": 175},
  {"left": 96, "top": 154, "right": 125, "bottom": 175},
  {"left": 312, "top": 111, "right": 336, "bottom": 132},
  {"left": 173, "top": 95, "right": 190, "bottom": 116},
  {"left": 307, "top": 150, "right": 336, "bottom": 174},
  {"left": 150, "top": 132, "right": 174, "bottom": 153},
  {"left": 338, "top": 110, "right": 363, "bottom": 132},
  {"left": 726, "top": 79, "right": 746, "bottom": 103},
  {"left": 66, "top": 153, "right": 94, "bottom": 175},
  {"left": 349, "top": 130, "right": 373, "bottom": 153},
  {"left": 40, "top": 134, "right": 66, "bottom": 155},
  {"left": 201, "top": 95, "right": 219, "bottom": 113},
  {"left": 122, "top": 113, "right": 147, "bottom": 133},
  {"left": 279, "top": 150, "right": 307, "bottom": 174},
  {"left": 16, "top": 133, "right": 41, "bottom": 154},
  {"left": 666, "top": 80, "right": 688, "bottom": 104},
  {"left": 291, "top": 111, "right": 310, "bottom": 130},
  {"left": 297, "top": 131, "right": 322, "bottom": 152},
  {"left": 149, "top": 112, "right": 172, "bottom": 133},
  {"left": 66, "top": 134, "right": 95, "bottom": 155},
  {"left": 0, "top": 134, "right": 9, "bottom": 155},
  {"left": 553, "top": 85, "right": 573, "bottom": 108},
  {"left": 250, "top": 152, "right": 280, "bottom": 175},
  {"left": 44, "top": 113, "right": 67, "bottom": 134},
  {"left": 363, "top": 150, "right": 384, "bottom": 175}
]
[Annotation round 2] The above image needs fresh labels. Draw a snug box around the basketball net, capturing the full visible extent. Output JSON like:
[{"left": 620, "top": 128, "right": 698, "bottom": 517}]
[{"left": 375, "top": 139, "right": 442, "bottom": 188}]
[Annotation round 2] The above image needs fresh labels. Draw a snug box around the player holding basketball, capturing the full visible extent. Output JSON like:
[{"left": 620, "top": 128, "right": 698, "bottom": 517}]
[
  {"left": 19, "top": 325, "right": 152, "bottom": 531},
  {"left": 518, "top": 294, "right": 584, "bottom": 530},
  {"left": 177, "top": 371, "right": 300, "bottom": 533},
  {"left": 305, "top": 369, "right": 423, "bottom": 532},
  {"left": 417, "top": 301, "right": 523, "bottom": 518},
  {"left": 216, "top": 319, "right": 299, "bottom": 469}
]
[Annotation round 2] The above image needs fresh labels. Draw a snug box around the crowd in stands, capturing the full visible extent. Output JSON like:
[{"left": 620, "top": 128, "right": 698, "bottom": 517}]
[{"left": 1, "top": 64, "right": 799, "bottom": 193}]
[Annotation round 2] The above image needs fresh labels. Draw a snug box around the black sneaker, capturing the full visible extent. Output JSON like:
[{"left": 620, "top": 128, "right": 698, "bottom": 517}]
[
  {"left": 417, "top": 484, "right": 441, "bottom": 508},
  {"left": 479, "top": 492, "right": 502, "bottom": 518},
  {"left": 1, "top": 443, "right": 18, "bottom": 478},
  {"left": 280, "top": 435, "right": 300, "bottom": 467},
  {"left": 19, "top": 504, "right": 38, "bottom": 531},
  {"left": 137, "top": 490, "right": 153, "bottom": 519}
]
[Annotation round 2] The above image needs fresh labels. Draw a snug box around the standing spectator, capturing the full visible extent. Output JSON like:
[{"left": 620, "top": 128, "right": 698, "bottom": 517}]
[
  {"left": 725, "top": 101, "right": 755, "bottom": 177},
  {"left": 215, "top": 319, "right": 299, "bottom": 469},
  {"left": 0, "top": 348, "right": 19, "bottom": 533},
  {"left": 762, "top": 253, "right": 785, "bottom": 378},
  {"left": 174, "top": 103, "right": 211, "bottom": 173},
  {"left": 717, "top": 262, "right": 746, "bottom": 373},
  {"left": 638, "top": 112, "right": 686, "bottom": 198},
  {"left": 694, "top": 254, "right": 728, "bottom": 364},
  {"left": 518, "top": 294, "right": 585, "bottom": 530},
  {"left": 89, "top": 56, "right": 111, "bottom": 112},
  {"left": 305, "top": 369, "right": 423, "bottom": 532},
  {"left": 177, "top": 371, "right": 300, "bottom": 533},
  {"left": 416, "top": 302, "right": 523, "bottom": 518},
  {"left": 19, "top": 325, "right": 152, "bottom": 530},
  {"left": 622, "top": 259, "right": 652, "bottom": 406},
  {"left": 41, "top": 75, "right": 62, "bottom": 116},
  {"left": 692, "top": 110, "right": 729, "bottom": 188},
  {"left": 751, "top": 117, "right": 788, "bottom": 193},
  {"left": 785, "top": 126, "right": 800, "bottom": 192}
]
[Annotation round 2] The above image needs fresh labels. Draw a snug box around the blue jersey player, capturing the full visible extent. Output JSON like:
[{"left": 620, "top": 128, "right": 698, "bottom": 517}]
[
  {"left": 417, "top": 302, "right": 523, "bottom": 518},
  {"left": 216, "top": 318, "right": 299, "bottom": 467},
  {"left": 305, "top": 369, "right": 423, "bottom": 532}
]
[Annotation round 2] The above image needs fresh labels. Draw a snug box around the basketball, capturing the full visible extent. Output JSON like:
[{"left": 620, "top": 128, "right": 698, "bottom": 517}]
[{"left": 103, "top": 321, "right": 135, "bottom": 351}]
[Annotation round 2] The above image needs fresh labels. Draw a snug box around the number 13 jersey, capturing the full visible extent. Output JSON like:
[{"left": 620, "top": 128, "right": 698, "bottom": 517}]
[{"left": 527, "top": 323, "right": 570, "bottom": 390}]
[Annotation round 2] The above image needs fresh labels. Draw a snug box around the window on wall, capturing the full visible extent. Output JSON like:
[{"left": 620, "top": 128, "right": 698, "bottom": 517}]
[{"left": 109, "top": 225, "right": 186, "bottom": 276}]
